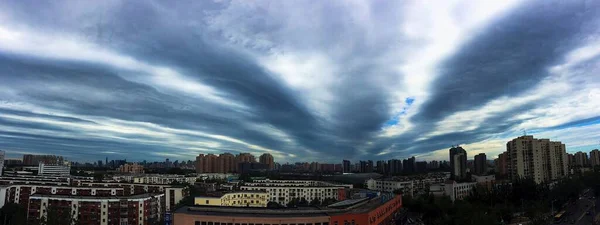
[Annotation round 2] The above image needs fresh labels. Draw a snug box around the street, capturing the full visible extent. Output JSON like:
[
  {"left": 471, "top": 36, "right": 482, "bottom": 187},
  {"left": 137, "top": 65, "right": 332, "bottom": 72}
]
[{"left": 554, "top": 189, "right": 598, "bottom": 225}]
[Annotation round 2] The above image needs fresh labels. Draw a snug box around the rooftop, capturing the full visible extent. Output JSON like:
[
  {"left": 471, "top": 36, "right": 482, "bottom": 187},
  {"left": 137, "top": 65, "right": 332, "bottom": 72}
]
[
  {"left": 29, "top": 193, "right": 163, "bottom": 200},
  {"left": 176, "top": 195, "right": 402, "bottom": 217}
]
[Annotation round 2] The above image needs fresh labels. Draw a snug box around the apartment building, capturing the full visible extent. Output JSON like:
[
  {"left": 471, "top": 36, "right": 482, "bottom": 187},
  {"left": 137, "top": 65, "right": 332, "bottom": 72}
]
[
  {"left": 506, "top": 135, "right": 568, "bottom": 183},
  {"left": 259, "top": 153, "right": 275, "bottom": 170},
  {"left": 27, "top": 193, "right": 164, "bottom": 225},
  {"left": 194, "top": 191, "right": 269, "bottom": 207},
  {"left": 132, "top": 175, "right": 197, "bottom": 184},
  {"left": 574, "top": 151, "right": 589, "bottom": 167},
  {"left": 590, "top": 149, "right": 600, "bottom": 167},
  {"left": 117, "top": 163, "right": 144, "bottom": 174},
  {"left": 444, "top": 180, "right": 477, "bottom": 201},
  {"left": 0, "top": 177, "right": 187, "bottom": 213},
  {"left": 38, "top": 163, "right": 71, "bottom": 176},
  {"left": 365, "top": 178, "right": 413, "bottom": 196},
  {"left": 239, "top": 180, "right": 352, "bottom": 205}
]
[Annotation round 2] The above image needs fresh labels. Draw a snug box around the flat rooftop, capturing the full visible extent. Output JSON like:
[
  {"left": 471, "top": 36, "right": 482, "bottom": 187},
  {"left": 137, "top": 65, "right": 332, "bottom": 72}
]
[
  {"left": 176, "top": 195, "right": 401, "bottom": 217},
  {"left": 29, "top": 193, "right": 163, "bottom": 200},
  {"left": 176, "top": 206, "right": 330, "bottom": 218}
]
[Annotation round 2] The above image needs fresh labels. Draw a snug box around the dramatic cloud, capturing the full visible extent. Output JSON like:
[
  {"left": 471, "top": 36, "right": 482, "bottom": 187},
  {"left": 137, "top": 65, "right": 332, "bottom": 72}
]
[{"left": 1, "top": 0, "right": 599, "bottom": 163}]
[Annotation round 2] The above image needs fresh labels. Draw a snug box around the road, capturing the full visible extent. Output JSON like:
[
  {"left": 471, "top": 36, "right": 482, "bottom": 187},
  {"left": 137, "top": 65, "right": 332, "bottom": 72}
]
[{"left": 554, "top": 189, "right": 599, "bottom": 225}]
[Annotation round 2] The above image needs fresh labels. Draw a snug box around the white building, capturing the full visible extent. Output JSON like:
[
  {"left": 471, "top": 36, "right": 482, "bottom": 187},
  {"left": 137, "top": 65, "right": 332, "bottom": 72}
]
[
  {"left": 444, "top": 180, "right": 477, "bottom": 201},
  {"left": 132, "top": 175, "right": 197, "bottom": 184},
  {"left": 38, "top": 163, "right": 70, "bottom": 176},
  {"left": 365, "top": 178, "right": 414, "bottom": 196},
  {"left": 240, "top": 180, "right": 351, "bottom": 205},
  {"left": 241, "top": 185, "right": 344, "bottom": 205}
]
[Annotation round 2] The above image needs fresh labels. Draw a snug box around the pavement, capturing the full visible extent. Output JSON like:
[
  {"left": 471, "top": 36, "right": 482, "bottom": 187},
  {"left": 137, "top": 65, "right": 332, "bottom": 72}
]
[{"left": 553, "top": 189, "right": 599, "bottom": 225}]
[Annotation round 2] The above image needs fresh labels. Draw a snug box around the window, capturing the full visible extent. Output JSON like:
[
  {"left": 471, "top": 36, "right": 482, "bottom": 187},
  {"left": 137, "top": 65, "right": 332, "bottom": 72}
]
[{"left": 195, "top": 222, "right": 201, "bottom": 225}]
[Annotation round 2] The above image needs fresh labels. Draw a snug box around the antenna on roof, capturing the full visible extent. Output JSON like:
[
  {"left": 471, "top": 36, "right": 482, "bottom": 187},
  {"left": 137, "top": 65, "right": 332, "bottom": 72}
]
[{"left": 523, "top": 130, "right": 527, "bottom": 136}]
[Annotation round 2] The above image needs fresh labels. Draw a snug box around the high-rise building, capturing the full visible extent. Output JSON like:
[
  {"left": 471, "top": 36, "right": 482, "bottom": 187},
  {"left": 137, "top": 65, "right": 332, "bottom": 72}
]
[
  {"left": 0, "top": 150, "right": 4, "bottom": 176},
  {"left": 574, "top": 151, "right": 589, "bottom": 167},
  {"left": 449, "top": 146, "right": 467, "bottom": 180},
  {"left": 590, "top": 149, "right": 600, "bottom": 168},
  {"left": 387, "top": 159, "right": 402, "bottom": 174},
  {"left": 376, "top": 160, "right": 386, "bottom": 174},
  {"left": 219, "top": 153, "right": 236, "bottom": 173},
  {"left": 415, "top": 161, "right": 427, "bottom": 173},
  {"left": 567, "top": 153, "right": 575, "bottom": 167},
  {"left": 197, "top": 152, "right": 260, "bottom": 173},
  {"left": 474, "top": 153, "right": 487, "bottom": 175},
  {"left": 506, "top": 135, "right": 568, "bottom": 184},
  {"left": 342, "top": 160, "right": 351, "bottom": 173},
  {"left": 259, "top": 153, "right": 275, "bottom": 170},
  {"left": 427, "top": 160, "right": 439, "bottom": 169},
  {"left": 117, "top": 163, "right": 145, "bottom": 174},
  {"left": 359, "top": 161, "right": 368, "bottom": 173},
  {"left": 403, "top": 157, "right": 416, "bottom": 173},
  {"left": 22, "top": 154, "right": 64, "bottom": 166},
  {"left": 496, "top": 152, "right": 508, "bottom": 176}
]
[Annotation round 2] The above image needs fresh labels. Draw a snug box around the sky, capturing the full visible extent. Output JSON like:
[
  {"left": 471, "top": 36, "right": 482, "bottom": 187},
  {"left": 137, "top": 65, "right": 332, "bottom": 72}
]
[{"left": 1, "top": 0, "right": 600, "bottom": 163}]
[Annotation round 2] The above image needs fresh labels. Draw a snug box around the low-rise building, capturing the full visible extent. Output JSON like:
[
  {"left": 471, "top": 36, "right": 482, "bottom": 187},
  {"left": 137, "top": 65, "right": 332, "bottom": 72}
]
[
  {"left": 239, "top": 180, "right": 352, "bottom": 205},
  {"left": 194, "top": 191, "right": 269, "bottom": 207},
  {"left": 27, "top": 193, "right": 164, "bottom": 225},
  {"left": 38, "top": 163, "right": 71, "bottom": 176},
  {"left": 444, "top": 180, "right": 477, "bottom": 201},
  {"left": 175, "top": 195, "right": 403, "bottom": 225},
  {"left": 472, "top": 174, "right": 496, "bottom": 190},
  {"left": 0, "top": 177, "right": 188, "bottom": 213},
  {"left": 365, "top": 178, "right": 414, "bottom": 195}
]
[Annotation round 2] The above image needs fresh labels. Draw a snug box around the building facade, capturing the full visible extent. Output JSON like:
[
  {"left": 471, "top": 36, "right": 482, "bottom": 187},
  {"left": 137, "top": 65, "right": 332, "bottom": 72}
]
[
  {"left": 496, "top": 152, "right": 508, "bottom": 176},
  {"left": 239, "top": 180, "right": 351, "bottom": 205},
  {"left": 38, "top": 163, "right": 71, "bottom": 176},
  {"left": 175, "top": 195, "right": 403, "bottom": 225},
  {"left": 444, "top": 180, "right": 476, "bottom": 201},
  {"left": 0, "top": 150, "right": 4, "bottom": 176},
  {"left": 343, "top": 160, "right": 351, "bottom": 173},
  {"left": 506, "top": 135, "right": 568, "bottom": 184},
  {"left": 387, "top": 159, "right": 402, "bottom": 174},
  {"left": 194, "top": 191, "right": 268, "bottom": 207},
  {"left": 365, "top": 178, "right": 413, "bottom": 196},
  {"left": 449, "top": 147, "right": 467, "bottom": 180},
  {"left": 590, "top": 149, "right": 600, "bottom": 168},
  {"left": 27, "top": 193, "right": 164, "bottom": 225},
  {"left": 575, "top": 151, "right": 589, "bottom": 167},
  {"left": 0, "top": 178, "right": 187, "bottom": 213},
  {"left": 117, "top": 163, "right": 144, "bottom": 174},
  {"left": 259, "top": 153, "right": 274, "bottom": 170},
  {"left": 474, "top": 153, "right": 487, "bottom": 175}
]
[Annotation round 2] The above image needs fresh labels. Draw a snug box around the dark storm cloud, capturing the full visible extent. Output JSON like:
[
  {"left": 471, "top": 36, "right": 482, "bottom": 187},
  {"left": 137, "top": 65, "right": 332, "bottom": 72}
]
[
  {"left": 416, "top": 0, "right": 597, "bottom": 122},
  {"left": 1, "top": 0, "right": 600, "bottom": 162}
]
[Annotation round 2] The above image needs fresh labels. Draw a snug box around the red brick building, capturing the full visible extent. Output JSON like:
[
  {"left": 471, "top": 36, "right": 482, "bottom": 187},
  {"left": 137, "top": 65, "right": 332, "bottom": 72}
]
[{"left": 27, "top": 193, "right": 165, "bottom": 225}]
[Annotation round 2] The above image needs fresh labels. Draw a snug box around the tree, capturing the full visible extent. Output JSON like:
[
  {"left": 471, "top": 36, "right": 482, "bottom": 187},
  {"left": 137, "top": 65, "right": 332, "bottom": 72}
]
[
  {"left": 287, "top": 198, "right": 299, "bottom": 208},
  {"left": 0, "top": 203, "right": 27, "bottom": 225},
  {"left": 309, "top": 198, "right": 321, "bottom": 206},
  {"left": 298, "top": 197, "right": 308, "bottom": 206}
]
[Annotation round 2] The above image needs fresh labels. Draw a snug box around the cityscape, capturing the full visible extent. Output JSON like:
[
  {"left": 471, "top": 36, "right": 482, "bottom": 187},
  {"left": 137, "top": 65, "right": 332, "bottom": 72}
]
[
  {"left": 1, "top": 135, "right": 600, "bottom": 225},
  {"left": 2, "top": 0, "right": 600, "bottom": 225}
]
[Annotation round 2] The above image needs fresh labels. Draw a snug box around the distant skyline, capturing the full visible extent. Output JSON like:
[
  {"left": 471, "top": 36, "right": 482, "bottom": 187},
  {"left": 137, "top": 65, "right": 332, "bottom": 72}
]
[{"left": 1, "top": 0, "right": 600, "bottom": 163}]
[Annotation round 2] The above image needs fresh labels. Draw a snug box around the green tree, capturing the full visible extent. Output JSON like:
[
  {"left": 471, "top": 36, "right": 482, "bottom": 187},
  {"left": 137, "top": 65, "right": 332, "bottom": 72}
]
[
  {"left": 0, "top": 203, "right": 28, "bottom": 225},
  {"left": 309, "top": 198, "right": 321, "bottom": 206}
]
